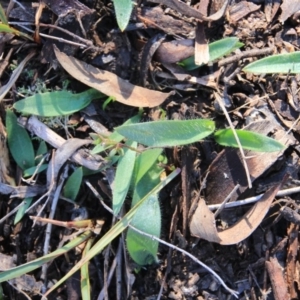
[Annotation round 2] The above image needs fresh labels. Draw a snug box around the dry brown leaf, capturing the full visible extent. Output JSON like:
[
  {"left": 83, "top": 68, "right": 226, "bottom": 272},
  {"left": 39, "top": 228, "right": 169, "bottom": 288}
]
[
  {"left": 279, "top": 0, "right": 300, "bottom": 23},
  {"left": 229, "top": 1, "right": 261, "bottom": 23},
  {"left": 189, "top": 181, "right": 283, "bottom": 245},
  {"left": 54, "top": 47, "right": 172, "bottom": 108}
]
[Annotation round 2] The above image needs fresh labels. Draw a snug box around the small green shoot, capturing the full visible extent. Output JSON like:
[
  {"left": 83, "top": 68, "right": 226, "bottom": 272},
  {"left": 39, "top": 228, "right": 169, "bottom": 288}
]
[
  {"left": 63, "top": 167, "right": 83, "bottom": 201},
  {"left": 179, "top": 37, "right": 244, "bottom": 71},
  {"left": 112, "top": 0, "right": 133, "bottom": 31},
  {"left": 14, "top": 198, "right": 33, "bottom": 225},
  {"left": 243, "top": 51, "right": 300, "bottom": 74},
  {"left": 0, "top": 3, "right": 8, "bottom": 24},
  {"left": 6, "top": 110, "right": 35, "bottom": 170}
]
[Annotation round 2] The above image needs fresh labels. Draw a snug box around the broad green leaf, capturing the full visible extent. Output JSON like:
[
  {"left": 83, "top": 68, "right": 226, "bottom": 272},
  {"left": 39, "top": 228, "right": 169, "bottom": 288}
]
[
  {"left": 126, "top": 194, "right": 160, "bottom": 265},
  {"left": 243, "top": 52, "right": 300, "bottom": 74},
  {"left": 0, "top": 231, "right": 92, "bottom": 283},
  {"left": 23, "top": 164, "right": 48, "bottom": 177},
  {"left": 63, "top": 167, "right": 83, "bottom": 201},
  {"left": 127, "top": 149, "right": 164, "bottom": 265},
  {"left": 6, "top": 110, "right": 35, "bottom": 170},
  {"left": 41, "top": 168, "right": 180, "bottom": 298},
  {"left": 13, "top": 89, "right": 103, "bottom": 117},
  {"left": 91, "top": 113, "right": 141, "bottom": 154},
  {"left": 179, "top": 37, "right": 243, "bottom": 71},
  {"left": 214, "top": 129, "right": 286, "bottom": 152},
  {"left": 115, "top": 119, "right": 215, "bottom": 147},
  {"left": 113, "top": 0, "right": 133, "bottom": 31},
  {"left": 14, "top": 198, "right": 33, "bottom": 224},
  {"left": 113, "top": 140, "right": 137, "bottom": 215},
  {"left": 0, "top": 3, "right": 8, "bottom": 25}
]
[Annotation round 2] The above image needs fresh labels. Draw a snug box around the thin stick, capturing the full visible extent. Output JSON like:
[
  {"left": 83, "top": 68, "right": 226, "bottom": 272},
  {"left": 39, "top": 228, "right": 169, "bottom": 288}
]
[
  {"left": 85, "top": 180, "right": 238, "bottom": 298},
  {"left": 208, "top": 185, "right": 300, "bottom": 210},
  {"left": 214, "top": 92, "right": 252, "bottom": 188},
  {"left": 128, "top": 224, "right": 239, "bottom": 298},
  {"left": 41, "top": 166, "right": 68, "bottom": 293}
]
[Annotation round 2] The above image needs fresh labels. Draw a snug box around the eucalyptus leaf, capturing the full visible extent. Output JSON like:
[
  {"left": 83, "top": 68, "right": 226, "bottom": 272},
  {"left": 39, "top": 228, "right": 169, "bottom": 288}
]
[
  {"left": 243, "top": 52, "right": 300, "bottom": 74},
  {"left": 113, "top": 140, "right": 137, "bottom": 215},
  {"left": 14, "top": 198, "right": 33, "bottom": 224},
  {"left": 115, "top": 119, "right": 215, "bottom": 147},
  {"left": 63, "top": 167, "right": 83, "bottom": 201},
  {"left": 113, "top": 0, "right": 133, "bottom": 31},
  {"left": 6, "top": 110, "right": 35, "bottom": 170},
  {"left": 214, "top": 129, "right": 286, "bottom": 152},
  {"left": 13, "top": 89, "right": 103, "bottom": 117},
  {"left": 126, "top": 194, "right": 160, "bottom": 265},
  {"left": 179, "top": 37, "right": 243, "bottom": 71}
]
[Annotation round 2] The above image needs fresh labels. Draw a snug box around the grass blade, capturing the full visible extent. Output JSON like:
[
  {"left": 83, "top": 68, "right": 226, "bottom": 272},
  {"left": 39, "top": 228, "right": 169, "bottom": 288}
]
[
  {"left": 43, "top": 168, "right": 180, "bottom": 297},
  {"left": 0, "top": 231, "right": 93, "bottom": 283}
]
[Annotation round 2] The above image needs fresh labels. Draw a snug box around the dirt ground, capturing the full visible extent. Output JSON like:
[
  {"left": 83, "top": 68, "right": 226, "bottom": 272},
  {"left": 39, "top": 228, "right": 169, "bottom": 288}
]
[{"left": 1, "top": 0, "right": 300, "bottom": 299}]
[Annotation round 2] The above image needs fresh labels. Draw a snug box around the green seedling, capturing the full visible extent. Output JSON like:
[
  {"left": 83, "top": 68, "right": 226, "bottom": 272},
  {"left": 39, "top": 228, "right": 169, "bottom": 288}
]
[
  {"left": 178, "top": 37, "right": 244, "bottom": 70},
  {"left": 113, "top": 0, "right": 133, "bottom": 31}
]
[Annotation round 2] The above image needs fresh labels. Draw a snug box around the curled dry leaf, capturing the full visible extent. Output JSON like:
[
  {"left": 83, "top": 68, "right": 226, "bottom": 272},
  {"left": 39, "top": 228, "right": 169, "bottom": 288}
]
[
  {"left": 189, "top": 180, "right": 284, "bottom": 245},
  {"left": 54, "top": 47, "right": 173, "bottom": 108}
]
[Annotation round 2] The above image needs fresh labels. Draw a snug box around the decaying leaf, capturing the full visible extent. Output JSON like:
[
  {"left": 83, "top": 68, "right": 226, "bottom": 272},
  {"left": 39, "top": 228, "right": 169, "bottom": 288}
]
[
  {"left": 54, "top": 47, "right": 173, "bottom": 108},
  {"left": 189, "top": 180, "right": 284, "bottom": 245}
]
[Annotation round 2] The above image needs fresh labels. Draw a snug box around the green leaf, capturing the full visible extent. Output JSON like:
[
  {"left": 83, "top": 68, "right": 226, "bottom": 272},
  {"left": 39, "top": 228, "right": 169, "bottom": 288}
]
[
  {"left": 179, "top": 37, "right": 243, "bottom": 71},
  {"left": 63, "top": 167, "right": 83, "bottom": 201},
  {"left": 131, "top": 148, "right": 163, "bottom": 205},
  {"left": 35, "top": 140, "right": 48, "bottom": 164},
  {"left": 113, "top": 140, "right": 137, "bottom": 215},
  {"left": 91, "top": 113, "right": 141, "bottom": 154},
  {"left": 126, "top": 194, "right": 160, "bottom": 265},
  {"left": 0, "top": 231, "right": 92, "bottom": 283},
  {"left": 6, "top": 110, "right": 35, "bottom": 170},
  {"left": 23, "top": 164, "right": 48, "bottom": 177},
  {"left": 243, "top": 52, "right": 300, "bottom": 74},
  {"left": 0, "top": 3, "right": 8, "bottom": 25},
  {"left": 13, "top": 89, "right": 103, "bottom": 117},
  {"left": 214, "top": 129, "right": 286, "bottom": 152},
  {"left": 14, "top": 198, "right": 33, "bottom": 224},
  {"left": 115, "top": 119, "right": 215, "bottom": 147},
  {"left": 40, "top": 169, "right": 180, "bottom": 297},
  {"left": 113, "top": 0, "right": 133, "bottom": 31},
  {"left": 0, "top": 23, "right": 33, "bottom": 40},
  {"left": 126, "top": 149, "right": 164, "bottom": 265}
]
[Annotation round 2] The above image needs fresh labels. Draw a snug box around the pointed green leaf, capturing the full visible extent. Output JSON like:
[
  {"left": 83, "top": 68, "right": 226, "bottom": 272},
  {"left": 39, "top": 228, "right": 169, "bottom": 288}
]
[
  {"left": 113, "top": 140, "right": 137, "bottom": 215},
  {"left": 6, "top": 110, "right": 35, "bottom": 170},
  {"left": 179, "top": 37, "right": 243, "bottom": 70},
  {"left": 243, "top": 52, "right": 300, "bottom": 74},
  {"left": 126, "top": 194, "right": 160, "bottom": 265},
  {"left": 14, "top": 198, "right": 33, "bottom": 224},
  {"left": 214, "top": 129, "right": 286, "bottom": 152},
  {"left": 115, "top": 119, "right": 215, "bottom": 147},
  {"left": 63, "top": 167, "right": 83, "bottom": 201},
  {"left": 113, "top": 0, "right": 133, "bottom": 31},
  {"left": 41, "top": 168, "right": 180, "bottom": 298},
  {"left": 13, "top": 89, "right": 103, "bottom": 117},
  {"left": 0, "top": 3, "right": 8, "bottom": 25}
]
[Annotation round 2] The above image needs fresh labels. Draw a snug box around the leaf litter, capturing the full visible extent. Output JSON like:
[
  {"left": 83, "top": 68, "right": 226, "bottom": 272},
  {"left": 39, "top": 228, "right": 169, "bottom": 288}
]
[{"left": 1, "top": 0, "right": 300, "bottom": 299}]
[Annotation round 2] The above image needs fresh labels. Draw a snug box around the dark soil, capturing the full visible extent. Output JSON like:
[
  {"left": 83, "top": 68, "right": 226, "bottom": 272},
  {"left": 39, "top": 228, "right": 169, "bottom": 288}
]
[{"left": 1, "top": 0, "right": 300, "bottom": 300}]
